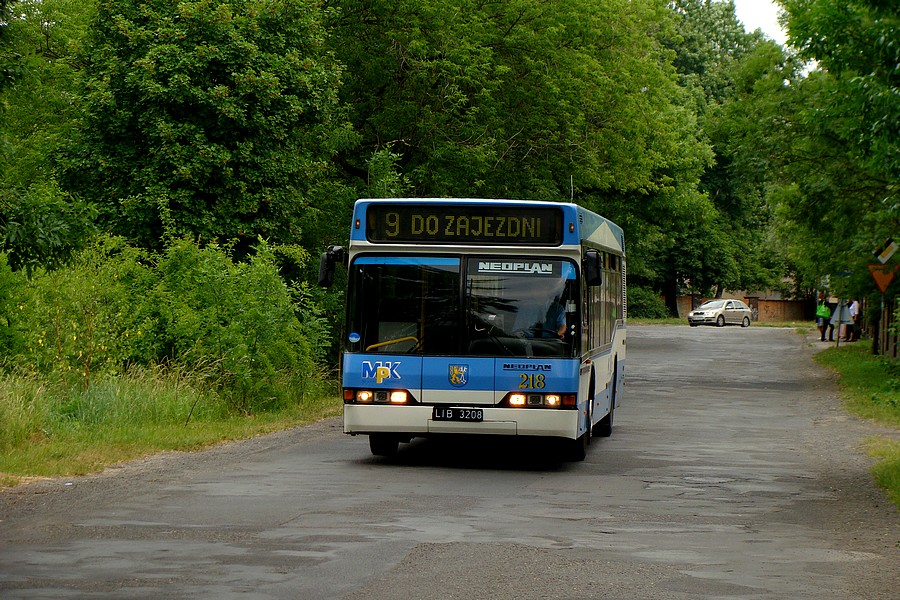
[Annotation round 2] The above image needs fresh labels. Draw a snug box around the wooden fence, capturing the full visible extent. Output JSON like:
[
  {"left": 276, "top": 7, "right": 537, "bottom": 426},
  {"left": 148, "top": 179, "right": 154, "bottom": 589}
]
[{"left": 872, "top": 295, "right": 897, "bottom": 358}]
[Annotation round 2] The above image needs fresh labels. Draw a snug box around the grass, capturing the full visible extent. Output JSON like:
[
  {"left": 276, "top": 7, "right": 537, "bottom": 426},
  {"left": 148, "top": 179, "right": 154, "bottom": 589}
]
[
  {"left": 629, "top": 317, "right": 686, "bottom": 326},
  {"left": 815, "top": 343, "right": 900, "bottom": 509},
  {"left": 0, "top": 367, "right": 342, "bottom": 488},
  {"left": 815, "top": 343, "right": 900, "bottom": 427}
]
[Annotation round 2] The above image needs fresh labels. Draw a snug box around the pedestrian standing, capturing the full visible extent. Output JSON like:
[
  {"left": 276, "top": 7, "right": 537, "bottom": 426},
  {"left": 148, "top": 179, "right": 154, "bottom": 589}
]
[
  {"left": 815, "top": 299, "right": 831, "bottom": 342},
  {"left": 847, "top": 298, "right": 860, "bottom": 341}
]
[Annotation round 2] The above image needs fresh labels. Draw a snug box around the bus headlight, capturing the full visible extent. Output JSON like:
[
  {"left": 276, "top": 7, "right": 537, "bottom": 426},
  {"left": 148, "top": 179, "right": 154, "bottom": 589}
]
[
  {"left": 503, "top": 392, "right": 572, "bottom": 408},
  {"left": 344, "top": 389, "right": 417, "bottom": 404}
]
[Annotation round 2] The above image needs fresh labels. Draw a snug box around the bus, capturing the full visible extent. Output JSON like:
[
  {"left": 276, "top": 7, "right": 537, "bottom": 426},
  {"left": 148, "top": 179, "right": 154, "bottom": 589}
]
[{"left": 319, "top": 198, "right": 626, "bottom": 460}]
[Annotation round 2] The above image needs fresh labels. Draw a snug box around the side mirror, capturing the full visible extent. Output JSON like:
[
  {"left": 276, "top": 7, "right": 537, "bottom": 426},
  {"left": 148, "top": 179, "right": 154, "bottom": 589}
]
[
  {"left": 583, "top": 249, "right": 602, "bottom": 287},
  {"left": 317, "top": 245, "right": 345, "bottom": 288}
]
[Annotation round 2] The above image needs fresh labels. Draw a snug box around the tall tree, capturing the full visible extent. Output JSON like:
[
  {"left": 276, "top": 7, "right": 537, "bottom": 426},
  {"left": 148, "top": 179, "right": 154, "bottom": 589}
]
[
  {"left": 0, "top": 0, "right": 97, "bottom": 275},
  {"left": 0, "top": 0, "right": 18, "bottom": 91},
  {"left": 327, "top": 0, "right": 712, "bottom": 301},
  {"left": 762, "top": 0, "right": 899, "bottom": 291},
  {"left": 330, "top": 0, "right": 707, "bottom": 194},
  {"left": 62, "top": 0, "right": 355, "bottom": 254},
  {"left": 660, "top": 0, "right": 787, "bottom": 302},
  {"left": 669, "top": 0, "right": 762, "bottom": 106}
]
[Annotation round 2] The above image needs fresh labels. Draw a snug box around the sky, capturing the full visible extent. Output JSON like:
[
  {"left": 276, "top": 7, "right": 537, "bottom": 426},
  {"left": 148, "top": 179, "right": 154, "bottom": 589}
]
[{"left": 732, "top": 0, "right": 787, "bottom": 45}]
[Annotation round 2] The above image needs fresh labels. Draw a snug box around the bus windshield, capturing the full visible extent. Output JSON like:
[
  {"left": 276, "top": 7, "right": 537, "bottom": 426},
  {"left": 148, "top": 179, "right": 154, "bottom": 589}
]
[{"left": 346, "top": 256, "right": 578, "bottom": 358}]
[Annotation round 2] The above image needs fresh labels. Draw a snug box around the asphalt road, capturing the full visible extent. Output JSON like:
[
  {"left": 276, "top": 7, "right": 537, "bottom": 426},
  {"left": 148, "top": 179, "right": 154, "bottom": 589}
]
[{"left": 1, "top": 325, "right": 897, "bottom": 599}]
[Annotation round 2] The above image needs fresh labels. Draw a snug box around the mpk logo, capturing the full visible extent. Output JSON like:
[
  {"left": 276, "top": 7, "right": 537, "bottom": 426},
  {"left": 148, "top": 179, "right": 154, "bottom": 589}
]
[{"left": 361, "top": 361, "right": 401, "bottom": 384}]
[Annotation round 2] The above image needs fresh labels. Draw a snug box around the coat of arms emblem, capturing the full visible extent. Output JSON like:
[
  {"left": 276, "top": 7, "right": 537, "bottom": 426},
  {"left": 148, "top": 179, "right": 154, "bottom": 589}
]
[{"left": 448, "top": 364, "right": 468, "bottom": 387}]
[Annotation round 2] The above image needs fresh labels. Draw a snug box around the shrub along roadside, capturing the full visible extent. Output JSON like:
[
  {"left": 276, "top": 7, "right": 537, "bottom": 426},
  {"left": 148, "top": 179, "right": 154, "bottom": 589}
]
[
  {"left": 0, "top": 236, "right": 341, "bottom": 487},
  {"left": 5, "top": 235, "right": 331, "bottom": 409},
  {"left": 814, "top": 344, "right": 900, "bottom": 509},
  {"left": 626, "top": 286, "right": 669, "bottom": 319}
]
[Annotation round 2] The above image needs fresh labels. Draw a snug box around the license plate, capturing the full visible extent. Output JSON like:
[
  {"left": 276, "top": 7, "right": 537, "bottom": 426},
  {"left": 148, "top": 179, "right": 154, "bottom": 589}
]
[{"left": 432, "top": 407, "right": 483, "bottom": 422}]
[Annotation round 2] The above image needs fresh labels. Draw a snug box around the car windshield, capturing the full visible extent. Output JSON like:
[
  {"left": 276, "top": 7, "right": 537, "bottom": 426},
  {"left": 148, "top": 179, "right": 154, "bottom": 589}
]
[
  {"left": 698, "top": 300, "right": 726, "bottom": 309},
  {"left": 345, "top": 255, "right": 578, "bottom": 358}
]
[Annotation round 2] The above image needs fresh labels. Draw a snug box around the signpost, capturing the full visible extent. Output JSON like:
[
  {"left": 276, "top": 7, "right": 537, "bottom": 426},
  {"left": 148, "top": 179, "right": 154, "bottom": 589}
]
[
  {"left": 868, "top": 264, "right": 898, "bottom": 294},
  {"left": 867, "top": 262, "right": 899, "bottom": 356},
  {"left": 873, "top": 238, "right": 897, "bottom": 264},
  {"left": 826, "top": 245, "right": 897, "bottom": 354},
  {"left": 830, "top": 299, "right": 854, "bottom": 348}
]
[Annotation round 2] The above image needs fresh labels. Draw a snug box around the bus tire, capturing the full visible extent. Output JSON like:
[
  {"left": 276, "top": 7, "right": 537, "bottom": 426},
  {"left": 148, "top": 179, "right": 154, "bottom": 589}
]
[
  {"left": 585, "top": 399, "right": 592, "bottom": 447},
  {"left": 369, "top": 434, "right": 399, "bottom": 457},
  {"left": 595, "top": 365, "right": 616, "bottom": 438},
  {"left": 567, "top": 431, "right": 588, "bottom": 462}
]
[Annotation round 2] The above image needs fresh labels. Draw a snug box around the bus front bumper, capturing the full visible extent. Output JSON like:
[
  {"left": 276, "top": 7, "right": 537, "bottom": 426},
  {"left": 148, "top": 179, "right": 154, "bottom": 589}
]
[{"left": 343, "top": 404, "right": 580, "bottom": 439}]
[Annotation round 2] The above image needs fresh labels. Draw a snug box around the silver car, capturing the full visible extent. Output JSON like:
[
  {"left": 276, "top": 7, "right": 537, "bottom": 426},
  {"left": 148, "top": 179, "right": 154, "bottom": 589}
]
[{"left": 688, "top": 299, "right": 752, "bottom": 327}]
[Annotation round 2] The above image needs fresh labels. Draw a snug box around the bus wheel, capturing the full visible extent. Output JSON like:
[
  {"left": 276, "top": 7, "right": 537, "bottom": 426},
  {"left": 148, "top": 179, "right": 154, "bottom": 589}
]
[
  {"left": 595, "top": 403, "right": 614, "bottom": 438},
  {"left": 567, "top": 432, "right": 588, "bottom": 462},
  {"left": 595, "top": 366, "right": 616, "bottom": 438},
  {"left": 369, "top": 434, "right": 399, "bottom": 457},
  {"left": 584, "top": 401, "right": 592, "bottom": 447}
]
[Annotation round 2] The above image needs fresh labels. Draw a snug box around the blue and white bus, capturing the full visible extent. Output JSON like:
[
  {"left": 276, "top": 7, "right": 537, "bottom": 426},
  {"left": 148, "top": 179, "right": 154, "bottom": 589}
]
[{"left": 319, "top": 198, "right": 626, "bottom": 460}]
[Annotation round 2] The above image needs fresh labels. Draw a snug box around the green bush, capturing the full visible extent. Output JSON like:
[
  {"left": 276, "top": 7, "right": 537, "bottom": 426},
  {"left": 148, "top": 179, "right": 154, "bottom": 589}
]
[
  {"left": 627, "top": 286, "right": 670, "bottom": 319},
  {"left": 15, "top": 236, "right": 154, "bottom": 385},
  {"left": 145, "top": 238, "right": 326, "bottom": 412},
  {"left": 11, "top": 235, "right": 329, "bottom": 413},
  {"left": 0, "top": 180, "right": 97, "bottom": 276},
  {"left": 0, "top": 253, "right": 25, "bottom": 362}
]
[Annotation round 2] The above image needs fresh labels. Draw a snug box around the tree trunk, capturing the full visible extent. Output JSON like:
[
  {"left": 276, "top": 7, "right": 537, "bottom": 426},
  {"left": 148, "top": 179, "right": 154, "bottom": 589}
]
[{"left": 661, "top": 277, "right": 679, "bottom": 317}]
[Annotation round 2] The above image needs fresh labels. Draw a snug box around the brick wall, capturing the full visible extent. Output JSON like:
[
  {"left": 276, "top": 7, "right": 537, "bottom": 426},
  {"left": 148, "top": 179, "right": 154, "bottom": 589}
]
[
  {"left": 675, "top": 296, "right": 807, "bottom": 323},
  {"left": 751, "top": 299, "right": 806, "bottom": 322}
]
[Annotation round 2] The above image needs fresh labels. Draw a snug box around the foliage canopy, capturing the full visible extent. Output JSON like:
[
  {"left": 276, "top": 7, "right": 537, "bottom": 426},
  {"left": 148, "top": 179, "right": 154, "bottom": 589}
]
[
  {"left": 0, "top": 0, "right": 897, "bottom": 362},
  {"left": 61, "top": 0, "right": 355, "bottom": 254}
]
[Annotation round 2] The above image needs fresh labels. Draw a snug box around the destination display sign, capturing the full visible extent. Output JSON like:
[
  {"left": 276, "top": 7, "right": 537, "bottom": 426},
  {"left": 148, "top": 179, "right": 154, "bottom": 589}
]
[{"left": 366, "top": 204, "right": 563, "bottom": 245}]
